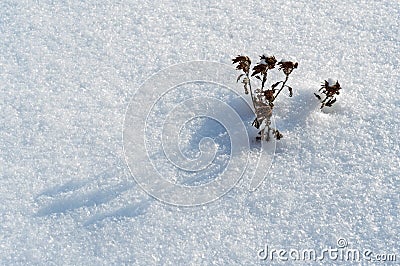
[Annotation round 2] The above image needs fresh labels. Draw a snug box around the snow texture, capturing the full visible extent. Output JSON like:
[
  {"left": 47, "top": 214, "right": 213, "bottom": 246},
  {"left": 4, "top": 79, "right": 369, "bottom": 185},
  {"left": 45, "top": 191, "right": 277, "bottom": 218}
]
[
  {"left": 259, "top": 59, "right": 267, "bottom": 65},
  {"left": 327, "top": 78, "right": 337, "bottom": 86},
  {"left": 1, "top": 0, "right": 399, "bottom": 264}
]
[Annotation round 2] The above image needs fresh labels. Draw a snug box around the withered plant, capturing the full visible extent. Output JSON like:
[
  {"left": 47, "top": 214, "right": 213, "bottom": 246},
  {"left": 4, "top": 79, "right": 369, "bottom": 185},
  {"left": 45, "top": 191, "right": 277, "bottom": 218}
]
[
  {"left": 314, "top": 79, "right": 342, "bottom": 109},
  {"left": 233, "top": 55, "right": 298, "bottom": 141}
]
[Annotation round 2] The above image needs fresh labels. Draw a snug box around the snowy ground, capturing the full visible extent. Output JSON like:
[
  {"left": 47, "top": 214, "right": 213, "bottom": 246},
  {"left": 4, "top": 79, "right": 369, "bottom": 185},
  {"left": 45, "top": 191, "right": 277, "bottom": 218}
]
[{"left": 1, "top": 0, "right": 399, "bottom": 264}]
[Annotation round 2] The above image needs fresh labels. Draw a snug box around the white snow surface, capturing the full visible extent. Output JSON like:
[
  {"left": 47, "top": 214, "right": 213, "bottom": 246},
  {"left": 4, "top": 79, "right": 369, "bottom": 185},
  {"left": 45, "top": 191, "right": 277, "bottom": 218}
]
[
  {"left": 327, "top": 78, "right": 337, "bottom": 86},
  {"left": 1, "top": 0, "right": 399, "bottom": 264},
  {"left": 259, "top": 58, "right": 267, "bottom": 65}
]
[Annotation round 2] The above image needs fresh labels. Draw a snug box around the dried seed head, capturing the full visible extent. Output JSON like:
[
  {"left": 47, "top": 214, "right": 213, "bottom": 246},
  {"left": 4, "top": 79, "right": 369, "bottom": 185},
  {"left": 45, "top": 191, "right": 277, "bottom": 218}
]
[
  {"left": 260, "top": 55, "right": 277, "bottom": 69},
  {"left": 251, "top": 64, "right": 267, "bottom": 76},
  {"left": 252, "top": 55, "right": 277, "bottom": 76},
  {"left": 321, "top": 79, "right": 341, "bottom": 97},
  {"left": 232, "top": 55, "right": 251, "bottom": 74},
  {"left": 263, "top": 89, "right": 275, "bottom": 102},
  {"left": 278, "top": 60, "right": 298, "bottom": 76},
  {"left": 317, "top": 79, "right": 342, "bottom": 108}
]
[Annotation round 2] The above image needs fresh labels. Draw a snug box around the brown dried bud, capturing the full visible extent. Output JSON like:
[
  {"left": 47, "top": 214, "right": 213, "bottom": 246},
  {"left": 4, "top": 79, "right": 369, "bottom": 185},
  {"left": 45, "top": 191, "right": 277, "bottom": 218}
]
[
  {"left": 260, "top": 55, "right": 277, "bottom": 69},
  {"left": 317, "top": 79, "right": 342, "bottom": 109},
  {"left": 263, "top": 89, "right": 275, "bottom": 102},
  {"left": 251, "top": 55, "right": 277, "bottom": 76},
  {"left": 232, "top": 55, "right": 251, "bottom": 74},
  {"left": 321, "top": 79, "right": 341, "bottom": 97},
  {"left": 251, "top": 64, "right": 266, "bottom": 76},
  {"left": 278, "top": 60, "right": 298, "bottom": 76}
]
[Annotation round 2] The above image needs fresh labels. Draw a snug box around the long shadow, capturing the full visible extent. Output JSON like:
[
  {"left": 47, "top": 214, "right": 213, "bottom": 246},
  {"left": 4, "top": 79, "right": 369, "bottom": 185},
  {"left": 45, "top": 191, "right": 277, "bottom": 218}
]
[
  {"left": 83, "top": 198, "right": 152, "bottom": 226},
  {"left": 34, "top": 92, "right": 269, "bottom": 221},
  {"left": 34, "top": 161, "right": 138, "bottom": 216},
  {"left": 35, "top": 181, "right": 135, "bottom": 217},
  {"left": 35, "top": 167, "right": 114, "bottom": 201}
]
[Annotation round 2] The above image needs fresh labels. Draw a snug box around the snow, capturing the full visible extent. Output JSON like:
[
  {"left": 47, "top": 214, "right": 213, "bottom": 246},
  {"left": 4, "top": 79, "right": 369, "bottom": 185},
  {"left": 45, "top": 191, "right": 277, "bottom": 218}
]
[
  {"left": 327, "top": 78, "right": 337, "bottom": 86},
  {"left": 1, "top": 0, "right": 399, "bottom": 264},
  {"left": 259, "top": 58, "right": 267, "bottom": 65}
]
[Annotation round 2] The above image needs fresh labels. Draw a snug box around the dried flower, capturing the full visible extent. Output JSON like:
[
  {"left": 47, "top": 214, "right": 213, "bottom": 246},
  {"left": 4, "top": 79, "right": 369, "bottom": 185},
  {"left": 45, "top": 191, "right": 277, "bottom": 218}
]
[
  {"left": 252, "top": 55, "right": 277, "bottom": 76},
  {"left": 232, "top": 55, "right": 251, "bottom": 74},
  {"left": 278, "top": 60, "right": 298, "bottom": 76},
  {"left": 315, "top": 79, "right": 342, "bottom": 109},
  {"left": 262, "top": 55, "right": 278, "bottom": 69},
  {"left": 263, "top": 89, "right": 275, "bottom": 103}
]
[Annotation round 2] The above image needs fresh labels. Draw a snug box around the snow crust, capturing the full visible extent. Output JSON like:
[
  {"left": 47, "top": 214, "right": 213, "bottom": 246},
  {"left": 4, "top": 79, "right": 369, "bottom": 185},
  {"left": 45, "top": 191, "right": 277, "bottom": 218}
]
[
  {"left": 1, "top": 0, "right": 399, "bottom": 264},
  {"left": 328, "top": 78, "right": 337, "bottom": 86}
]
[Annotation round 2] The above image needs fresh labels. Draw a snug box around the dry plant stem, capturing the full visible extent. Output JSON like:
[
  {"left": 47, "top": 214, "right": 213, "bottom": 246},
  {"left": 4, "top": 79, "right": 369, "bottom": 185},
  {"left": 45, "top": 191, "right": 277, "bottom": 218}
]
[
  {"left": 320, "top": 96, "right": 330, "bottom": 108},
  {"left": 273, "top": 75, "right": 289, "bottom": 102},
  {"left": 246, "top": 72, "right": 257, "bottom": 110},
  {"left": 261, "top": 71, "right": 268, "bottom": 91}
]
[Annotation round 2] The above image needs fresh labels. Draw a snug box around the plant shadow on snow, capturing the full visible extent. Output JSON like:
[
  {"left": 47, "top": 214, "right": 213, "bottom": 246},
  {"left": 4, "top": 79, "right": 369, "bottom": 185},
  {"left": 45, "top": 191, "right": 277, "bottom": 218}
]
[
  {"left": 34, "top": 162, "right": 151, "bottom": 223},
  {"left": 34, "top": 92, "right": 265, "bottom": 224},
  {"left": 83, "top": 199, "right": 152, "bottom": 227},
  {"left": 276, "top": 87, "right": 321, "bottom": 133},
  {"left": 35, "top": 182, "right": 135, "bottom": 217}
]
